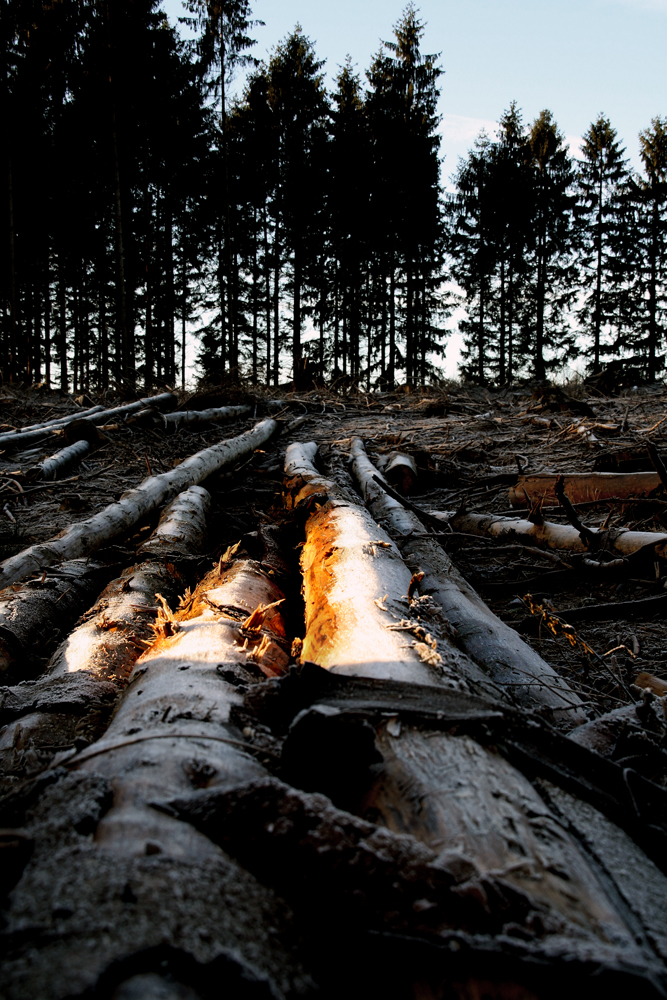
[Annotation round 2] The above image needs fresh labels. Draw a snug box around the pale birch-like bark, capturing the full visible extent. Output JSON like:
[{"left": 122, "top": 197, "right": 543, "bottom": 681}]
[
  {"left": 0, "top": 392, "right": 177, "bottom": 452},
  {"left": 349, "top": 437, "right": 585, "bottom": 721},
  {"left": 0, "top": 554, "right": 308, "bottom": 1000},
  {"left": 0, "top": 487, "right": 213, "bottom": 792},
  {"left": 0, "top": 418, "right": 276, "bottom": 588},
  {"left": 284, "top": 441, "right": 480, "bottom": 688},
  {"left": 162, "top": 404, "right": 251, "bottom": 432},
  {"left": 428, "top": 509, "right": 667, "bottom": 559},
  {"left": 38, "top": 439, "right": 91, "bottom": 480}
]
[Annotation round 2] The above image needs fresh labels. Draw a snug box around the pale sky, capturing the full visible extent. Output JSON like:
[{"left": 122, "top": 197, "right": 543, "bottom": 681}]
[{"left": 162, "top": 0, "right": 666, "bottom": 177}]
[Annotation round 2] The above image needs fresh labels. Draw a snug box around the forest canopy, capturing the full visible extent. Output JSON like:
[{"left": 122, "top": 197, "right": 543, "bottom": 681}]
[{"left": 2, "top": 0, "right": 666, "bottom": 390}]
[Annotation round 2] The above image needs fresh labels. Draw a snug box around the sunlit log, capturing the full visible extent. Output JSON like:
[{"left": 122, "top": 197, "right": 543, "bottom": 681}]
[{"left": 350, "top": 436, "right": 585, "bottom": 722}]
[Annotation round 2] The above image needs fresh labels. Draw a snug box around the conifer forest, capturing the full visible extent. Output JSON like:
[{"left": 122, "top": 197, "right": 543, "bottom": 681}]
[
  {"left": 4, "top": 4, "right": 667, "bottom": 1000},
  {"left": 4, "top": 0, "right": 666, "bottom": 391}
]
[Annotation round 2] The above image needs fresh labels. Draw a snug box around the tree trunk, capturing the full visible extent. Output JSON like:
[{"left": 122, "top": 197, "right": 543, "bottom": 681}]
[
  {"left": 510, "top": 471, "right": 661, "bottom": 507},
  {"left": 350, "top": 438, "right": 585, "bottom": 721},
  {"left": 0, "top": 486, "right": 212, "bottom": 791}
]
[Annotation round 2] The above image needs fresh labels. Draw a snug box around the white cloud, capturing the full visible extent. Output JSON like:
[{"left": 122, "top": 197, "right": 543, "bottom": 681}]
[{"left": 439, "top": 113, "right": 498, "bottom": 144}]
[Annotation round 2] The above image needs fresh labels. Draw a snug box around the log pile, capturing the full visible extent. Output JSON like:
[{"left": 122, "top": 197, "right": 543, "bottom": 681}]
[{"left": 1, "top": 382, "right": 667, "bottom": 998}]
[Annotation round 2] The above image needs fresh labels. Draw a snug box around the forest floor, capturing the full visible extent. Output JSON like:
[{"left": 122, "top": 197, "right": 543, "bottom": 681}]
[{"left": 1, "top": 376, "right": 667, "bottom": 767}]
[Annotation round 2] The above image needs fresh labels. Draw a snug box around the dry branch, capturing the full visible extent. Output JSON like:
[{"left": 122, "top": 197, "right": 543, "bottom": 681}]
[
  {"left": 350, "top": 437, "right": 585, "bottom": 721},
  {"left": 0, "top": 417, "right": 276, "bottom": 588},
  {"left": 510, "top": 472, "right": 662, "bottom": 507}
]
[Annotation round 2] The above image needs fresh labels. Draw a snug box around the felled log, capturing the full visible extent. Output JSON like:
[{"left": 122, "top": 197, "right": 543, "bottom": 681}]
[
  {"left": 0, "top": 551, "right": 309, "bottom": 1000},
  {"left": 48, "top": 485, "right": 211, "bottom": 682},
  {"left": 284, "top": 441, "right": 473, "bottom": 687},
  {"left": 0, "top": 392, "right": 177, "bottom": 453},
  {"left": 37, "top": 439, "right": 91, "bottom": 481},
  {"left": 162, "top": 404, "right": 252, "bottom": 432},
  {"left": 0, "top": 487, "right": 212, "bottom": 791},
  {"left": 350, "top": 437, "right": 584, "bottom": 721},
  {"left": 510, "top": 471, "right": 662, "bottom": 507},
  {"left": 0, "top": 417, "right": 276, "bottom": 588},
  {"left": 0, "top": 558, "right": 117, "bottom": 686},
  {"left": 429, "top": 510, "right": 667, "bottom": 559}
]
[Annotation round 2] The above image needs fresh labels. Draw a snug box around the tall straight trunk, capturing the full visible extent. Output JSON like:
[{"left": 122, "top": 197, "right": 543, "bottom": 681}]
[
  {"left": 420, "top": 274, "right": 427, "bottom": 387},
  {"left": 219, "top": 15, "right": 236, "bottom": 373},
  {"left": 534, "top": 224, "right": 546, "bottom": 382},
  {"left": 72, "top": 279, "right": 80, "bottom": 392},
  {"left": 263, "top": 206, "right": 271, "bottom": 385},
  {"left": 478, "top": 278, "right": 485, "bottom": 382},
  {"left": 144, "top": 188, "right": 153, "bottom": 393},
  {"left": 58, "top": 252, "right": 68, "bottom": 391},
  {"left": 99, "top": 272, "right": 109, "bottom": 390},
  {"left": 380, "top": 267, "right": 387, "bottom": 384},
  {"left": 111, "top": 111, "right": 130, "bottom": 388},
  {"left": 43, "top": 255, "right": 51, "bottom": 387},
  {"left": 166, "top": 207, "right": 175, "bottom": 386},
  {"left": 366, "top": 271, "right": 372, "bottom": 392},
  {"left": 508, "top": 257, "right": 514, "bottom": 382},
  {"left": 6, "top": 148, "right": 17, "bottom": 382},
  {"left": 388, "top": 262, "right": 396, "bottom": 388},
  {"left": 648, "top": 199, "right": 658, "bottom": 382},
  {"left": 218, "top": 232, "right": 227, "bottom": 373},
  {"left": 405, "top": 266, "right": 413, "bottom": 385},
  {"left": 252, "top": 209, "right": 258, "bottom": 385},
  {"left": 181, "top": 251, "right": 186, "bottom": 391},
  {"left": 273, "top": 216, "right": 280, "bottom": 386},
  {"left": 333, "top": 263, "right": 339, "bottom": 374},
  {"left": 593, "top": 173, "right": 603, "bottom": 372},
  {"left": 499, "top": 258, "right": 506, "bottom": 383},
  {"left": 292, "top": 253, "right": 301, "bottom": 380}
]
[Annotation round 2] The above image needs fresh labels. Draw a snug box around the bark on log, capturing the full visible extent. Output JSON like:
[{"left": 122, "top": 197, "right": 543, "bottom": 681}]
[
  {"left": 0, "top": 487, "right": 212, "bottom": 793},
  {"left": 0, "top": 553, "right": 307, "bottom": 1000},
  {"left": 350, "top": 437, "right": 584, "bottom": 721},
  {"left": 162, "top": 405, "right": 252, "bottom": 432},
  {"left": 0, "top": 417, "right": 276, "bottom": 588},
  {"left": 0, "top": 393, "right": 177, "bottom": 452},
  {"left": 510, "top": 472, "right": 662, "bottom": 507},
  {"left": 284, "top": 441, "right": 478, "bottom": 688},
  {"left": 0, "top": 558, "right": 116, "bottom": 685},
  {"left": 37, "top": 439, "right": 91, "bottom": 480},
  {"left": 382, "top": 452, "right": 418, "bottom": 494},
  {"left": 428, "top": 509, "right": 667, "bottom": 559}
]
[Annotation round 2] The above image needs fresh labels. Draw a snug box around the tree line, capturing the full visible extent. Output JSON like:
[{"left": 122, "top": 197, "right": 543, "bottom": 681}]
[{"left": 2, "top": 0, "right": 666, "bottom": 391}]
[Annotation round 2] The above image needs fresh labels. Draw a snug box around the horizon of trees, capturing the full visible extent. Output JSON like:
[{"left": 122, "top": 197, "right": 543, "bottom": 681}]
[{"left": 2, "top": 0, "right": 666, "bottom": 393}]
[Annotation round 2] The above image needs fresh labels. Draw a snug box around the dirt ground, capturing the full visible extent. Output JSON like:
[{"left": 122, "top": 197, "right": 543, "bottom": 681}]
[{"left": 1, "top": 378, "right": 666, "bottom": 773}]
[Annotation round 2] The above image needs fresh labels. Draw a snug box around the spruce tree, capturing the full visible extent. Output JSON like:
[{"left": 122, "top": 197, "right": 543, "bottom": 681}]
[
  {"left": 575, "top": 115, "right": 630, "bottom": 372},
  {"left": 523, "top": 110, "right": 578, "bottom": 380}
]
